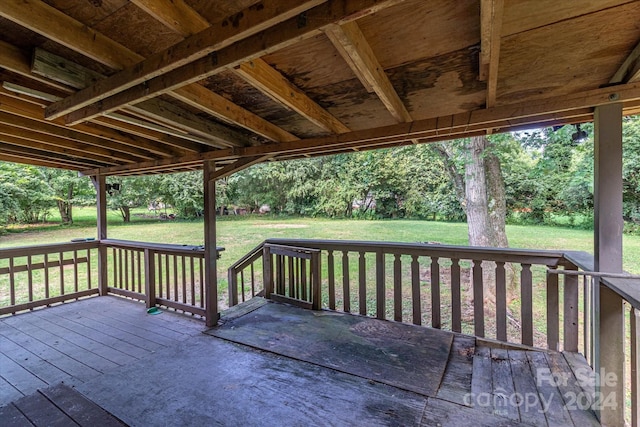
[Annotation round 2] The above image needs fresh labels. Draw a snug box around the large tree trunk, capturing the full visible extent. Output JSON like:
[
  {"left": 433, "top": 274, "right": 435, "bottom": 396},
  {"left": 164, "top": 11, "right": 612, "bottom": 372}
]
[
  {"left": 119, "top": 206, "right": 131, "bottom": 222},
  {"left": 433, "top": 143, "right": 466, "bottom": 209},
  {"left": 465, "top": 136, "right": 492, "bottom": 247},
  {"left": 485, "top": 142, "right": 508, "bottom": 248}
]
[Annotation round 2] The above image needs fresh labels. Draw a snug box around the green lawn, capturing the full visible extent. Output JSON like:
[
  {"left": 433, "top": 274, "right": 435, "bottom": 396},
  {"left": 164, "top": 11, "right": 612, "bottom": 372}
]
[{"left": 2, "top": 207, "right": 639, "bottom": 274}]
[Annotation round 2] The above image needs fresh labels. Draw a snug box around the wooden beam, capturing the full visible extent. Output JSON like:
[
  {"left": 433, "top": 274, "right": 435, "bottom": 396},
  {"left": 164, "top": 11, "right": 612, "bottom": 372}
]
[
  {"left": 0, "top": 139, "right": 104, "bottom": 168},
  {"left": 80, "top": 81, "right": 640, "bottom": 176},
  {"left": 480, "top": 0, "right": 504, "bottom": 108},
  {"left": 212, "top": 155, "right": 273, "bottom": 180},
  {"left": 130, "top": 0, "right": 210, "bottom": 37},
  {"left": 45, "top": 0, "right": 325, "bottom": 120},
  {"left": 325, "top": 21, "right": 411, "bottom": 123},
  {"left": 0, "top": 41, "right": 73, "bottom": 93},
  {"left": 55, "top": 0, "right": 406, "bottom": 125},
  {"left": 610, "top": 39, "right": 640, "bottom": 84},
  {"left": 172, "top": 85, "right": 299, "bottom": 143},
  {"left": 31, "top": 47, "right": 103, "bottom": 90},
  {"left": 235, "top": 58, "right": 350, "bottom": 134}
]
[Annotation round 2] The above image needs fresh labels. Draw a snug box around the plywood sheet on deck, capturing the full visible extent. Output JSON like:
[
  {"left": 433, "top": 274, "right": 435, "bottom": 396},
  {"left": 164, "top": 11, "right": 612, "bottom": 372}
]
[{"left": 207, "top": 301, "right": 454, "bottom": 397}]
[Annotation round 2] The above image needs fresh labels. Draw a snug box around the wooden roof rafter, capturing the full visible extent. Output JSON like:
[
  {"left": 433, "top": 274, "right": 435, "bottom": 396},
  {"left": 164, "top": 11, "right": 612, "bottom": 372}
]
[{"left": 480, "top": 0, "right": 504, "bottom": 109}]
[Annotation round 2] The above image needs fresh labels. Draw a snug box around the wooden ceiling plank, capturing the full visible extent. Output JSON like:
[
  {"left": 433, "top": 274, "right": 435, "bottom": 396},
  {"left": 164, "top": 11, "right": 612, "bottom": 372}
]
[
  {"left": 235, "top": 58, "right": 350, "bottom": 134},
  {"left": 610, "top": 39, "right": 640, "bottom": 84},
  {"left": 172, "top": 85, "right": 299, "bottom": 142},
  {"left": 0, "top": 110, "right": 145, "bottom": 163},
  {"left": 324, "top": 21, "right": 412, "bottom": 123},
  {"left": 45, "top": 0, "right": 325, "bottom": 120},
  {"left": 130, "top": 0, "right": 210, "bottom": 37},
  {"left": 57, "top": 0, "right": 407, "bottom": 125},
  {"left": 480, "top": 0, "right": 504, "bottom": 108},
  {"left": 0, "top": 41, "right": 73, "bottom": 93}
]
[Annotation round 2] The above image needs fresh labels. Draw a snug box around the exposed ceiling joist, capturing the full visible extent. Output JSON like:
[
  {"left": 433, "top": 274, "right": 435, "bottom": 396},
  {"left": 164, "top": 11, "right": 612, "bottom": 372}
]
[
  {"left": 54, "top": 0, "right": 406, "bottom": 125},
  {"left": 235, "top": 58, "right": 350, "bottom": 134},
  {"left": 171, "top": 85, "right": 299, "bottom": 143},
  {"left": 79, "top": 81, "right": 640, "bottom": 177},
  {"left": 610, "top": 39, "right": 640, "bottom": 84},
  {"left": 0, "top": 150, "right": 96, "bottom": 170},
  {"left": 0, "top": 89, "right": 179, "bottom": 158},
  {"left": 45, "top": 0, "right": 325, "bottom": 120},
  {"left": 130, "top": 0, "right": 210, "bottom": 37},
  {"left": 480, "top": 0, "right": 504, "bottom": 108},
  {"left": 325, "top": 21, "right": 412, "bottom": 123},
  {"left": 0, "top": 110, "right": 148, "bottom": 163}
]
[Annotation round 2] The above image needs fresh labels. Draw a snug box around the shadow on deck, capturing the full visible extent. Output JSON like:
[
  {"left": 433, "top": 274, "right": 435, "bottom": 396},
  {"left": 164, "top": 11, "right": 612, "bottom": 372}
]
[{"left": 0, "top": 296, "right": 599, "bottom": 426}]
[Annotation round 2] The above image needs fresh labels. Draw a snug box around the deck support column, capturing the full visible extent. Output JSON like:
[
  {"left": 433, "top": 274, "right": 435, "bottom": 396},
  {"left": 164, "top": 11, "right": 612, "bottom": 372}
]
[
  {"left": 91, "top": 175, "right": 108, "bottom": 296},
  {"left": 594, "top": 102, "right": 625, "bottom": 426},
  {"left": 203, "top": 161, "right": 219, "bottom": 327}
]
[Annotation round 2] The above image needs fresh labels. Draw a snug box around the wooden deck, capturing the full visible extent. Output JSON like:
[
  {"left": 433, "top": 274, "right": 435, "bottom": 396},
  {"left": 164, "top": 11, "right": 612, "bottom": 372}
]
[{"left": 0, "top": 296, "right": 600, "bottom": 426}]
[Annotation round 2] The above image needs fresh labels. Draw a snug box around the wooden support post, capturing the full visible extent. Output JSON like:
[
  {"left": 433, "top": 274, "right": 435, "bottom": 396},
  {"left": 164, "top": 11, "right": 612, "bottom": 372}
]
[
  {"left": 563, "top": 264, "right": 579, "bottom": 352},
  {"left": 203, "top": 161, "right": 218, "bottom": 327},
  {"left": 91, "top": 175, "right": 108, "bottom": 296},
  {"left": 263, "top": 245, "right": 273, "bottom": 299},
  {"left": 311, "top": 251, "right": 321, "bottom": 311},
  {"left": 594, "top": 102, "right": 625, "bottom": 426}
]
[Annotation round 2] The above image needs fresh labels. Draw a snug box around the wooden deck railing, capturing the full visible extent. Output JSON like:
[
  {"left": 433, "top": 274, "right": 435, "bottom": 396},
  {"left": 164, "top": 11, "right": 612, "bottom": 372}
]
[
  {"left": 228, "top": 238, "right": 639, "bottom": 425},
  {"left": 0, "top": 240, "right": 100, "bottom": 315}
]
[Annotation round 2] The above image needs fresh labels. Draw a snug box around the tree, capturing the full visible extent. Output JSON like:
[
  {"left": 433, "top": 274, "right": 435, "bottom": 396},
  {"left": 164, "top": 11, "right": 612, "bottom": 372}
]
[{"left": 41, "top": 168, "right": 94, "bottom": 224}]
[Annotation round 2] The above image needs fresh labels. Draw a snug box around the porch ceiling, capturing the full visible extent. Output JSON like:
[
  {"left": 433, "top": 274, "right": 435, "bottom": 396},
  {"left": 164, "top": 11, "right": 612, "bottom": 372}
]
[{"left": 0, "top": 0, "right": 639, "bottom": 176}]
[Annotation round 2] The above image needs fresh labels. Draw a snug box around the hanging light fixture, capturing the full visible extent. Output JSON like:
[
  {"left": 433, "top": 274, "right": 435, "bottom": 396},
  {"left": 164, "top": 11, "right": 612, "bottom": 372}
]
[{"left": 571, "top": 124, "right": 588, "bottom": 142}]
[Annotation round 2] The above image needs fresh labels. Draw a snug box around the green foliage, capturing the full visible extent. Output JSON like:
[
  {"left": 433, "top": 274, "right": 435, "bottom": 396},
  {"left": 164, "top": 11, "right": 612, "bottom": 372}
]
[{"left": 0, "top": 162, "right": 53, "bottom": 224}]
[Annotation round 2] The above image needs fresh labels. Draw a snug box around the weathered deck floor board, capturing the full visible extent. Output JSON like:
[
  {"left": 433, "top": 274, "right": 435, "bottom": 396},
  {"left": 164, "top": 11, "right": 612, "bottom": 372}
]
[{"left": 0, "top": 296, "right": 600, "bottom": 426}]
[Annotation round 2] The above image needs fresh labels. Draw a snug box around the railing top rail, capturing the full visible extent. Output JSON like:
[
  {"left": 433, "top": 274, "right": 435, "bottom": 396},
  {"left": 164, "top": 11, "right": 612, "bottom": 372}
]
[
  {"left": 0, "top": 240, "right": 100, "bottom": 258},
  {"left": 100, "top": 239, "right": 224, "bottom": 256},
  {"left": 563, "top": 251, "right": 640, "bottom": 309},
  {"left": 228, "top": 242, "right": 264, "bottom": 272},
  {"left": 264, "top": 238, "right": 566, "bottom": 265}
]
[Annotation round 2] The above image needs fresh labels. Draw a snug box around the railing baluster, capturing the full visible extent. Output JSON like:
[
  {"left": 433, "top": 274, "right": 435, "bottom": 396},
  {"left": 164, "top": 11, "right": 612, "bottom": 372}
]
[
  {"left": 250, "top": 262, "right": 255, "bottom": 296},
  {"left": 295, "top": 257, "right": 300, "bottom": 299},
  {"left": 411, "top": 255, "right": 421, "bottom": 326},
  {"left": 342, "top": 251, "right": 350, "bottom": 312},
  {"left": 27, "top": 255, "right": 33, "bottom": 302},
  {"left": 632, "top": 306, "right": 639, "bottom": 427},
  {"left": 9, "top": 257, "right": 15, "bottom": 306},
  {"left": 173, "top": 255, "right": 179, "bottom": 302},
  {"left": 472, "top": 260, "right": 484, "bottom": 337},
  {"left": 124, "top": 249, "right": 129, "bottom": 291},
  {"left": 190, "top": 257, "right": 196, "bottom": 306},
  {"left": 563, "top": 264, "right": 579, "bottom": 352},
  {"left": 157, "top": 253, "right": 163, "bottom": 299},
  {"left": 181, "top": 256, "right": 187, "bottom": 304},
  {"left": 358, "top": 251, "right": 366, "bottom": 316},
  {"left": 521, "top": 263, "right": 533, "bottom": 346},
  {"left": 240, "top": 270, "right": 245, "bottom": 302},
  {"left": 328, "top": 250, "right": 335, "bottom": 310},
  {"left": 376, "top": 250, "right": 385, "bottom": 320},
  {"left": 118, "top": 249, "right": 123, "bottom": 289},
  {"left": 546, "top": 269, "right": 559, "bottom": 351},
  {"left": 87, "top": 250, "right": 92, "bottom": 289},
  {"left": 59, "top": 251, "right": 65, "bottom": 295},
  {"left": 451, "top": 258, "right": 461, "bottom": 332},
  {"left": 431, "top": 257, "right": 440, "bottom": 329},
  {"left": 199, "top": 258, "right": 204, "bottom": 308},
  {"left": 137, "top": 250, "right": 142, "bottom": 293},
  {"left": 583, "top": 275, "right": 590, "bottom": 365},
  {"left": 44, "top": 253, "right": 49, "bottom": 299},
  {"left": 288, "top": 256, "right": 295, "bottom": 300},
  {"left": 495, "top": 261, "right": 507, "bottom": 342},
  {"left": 73, "top": 250, "right": 78, "bottom": 293},
  {"left": 301, "top": 258, "right": 307, "bottom": 301},
  {"left": 393, "top": 254, "right": 402, "bottom": 322},
  {"left": 165, "top": 254, "right": 170, "bottom": 299}
]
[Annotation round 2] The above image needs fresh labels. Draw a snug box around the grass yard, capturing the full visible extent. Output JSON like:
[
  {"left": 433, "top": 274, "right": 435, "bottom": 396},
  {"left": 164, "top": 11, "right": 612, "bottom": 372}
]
[{"left": 2, "top": 207, "right": 639, "bottom": 275}]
